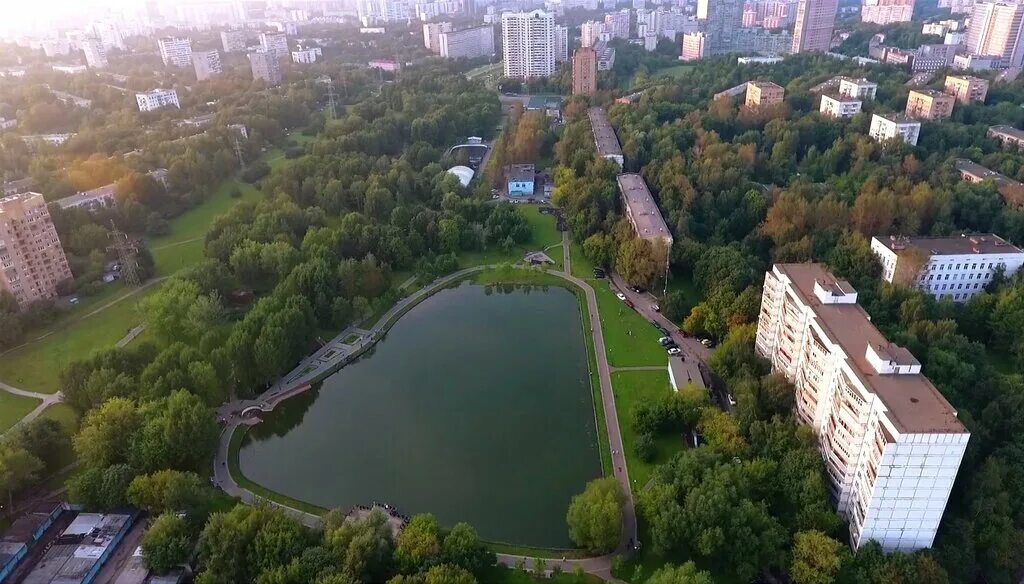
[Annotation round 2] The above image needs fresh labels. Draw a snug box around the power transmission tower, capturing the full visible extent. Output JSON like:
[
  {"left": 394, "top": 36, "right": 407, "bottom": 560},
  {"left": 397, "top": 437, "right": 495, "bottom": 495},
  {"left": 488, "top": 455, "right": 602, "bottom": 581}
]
[
  {"left": 326, "top": 77, "right": 337, "bottom": 120},
  {"left": 232, "top": 137, "right": 246, "bottom": 168},
  {"left": 109, "top": 222, "right": 141, "bottom": 288}
]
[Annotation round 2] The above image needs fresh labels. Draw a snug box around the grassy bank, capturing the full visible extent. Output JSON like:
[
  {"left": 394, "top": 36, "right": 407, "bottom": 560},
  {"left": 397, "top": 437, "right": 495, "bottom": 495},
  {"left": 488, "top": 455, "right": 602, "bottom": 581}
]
[
  {"left": 0, "top": 392, "right": 40, "bottom": 433},
  {"left": 611, "top": 370, "right": 687, "bottom": 489},
  {"left": 592, "top": 285, "right": 665, "bottom": 368}
]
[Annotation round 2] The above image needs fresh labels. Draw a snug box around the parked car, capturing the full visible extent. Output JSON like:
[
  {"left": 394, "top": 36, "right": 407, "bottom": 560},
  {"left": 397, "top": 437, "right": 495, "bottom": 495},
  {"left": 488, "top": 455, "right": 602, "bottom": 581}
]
[
  {"left": 667, "top": 347, "right": 682, "bottom": 355},
  {"left": 631, "top": 286, "right": 646, "bottom": 294},
  {"left": 624, "top": 299, "right": 634, "bottom": 308},
  {"left": 651, "top": 304, "right": 660, "bottom": 312},
  {"left": 653, "top": 323, "right": 669, "bottom": 335},
  {"left": 701, "top": 338, "right": 715, "bottom": 348},
  {"left": 658, "top": 336, "right": 673, "bottom": 346},
  {"left": 678, "top": 328, "right": 688, "bottom": 337},
  {"left": 593, "top": 268, "right": 606, "bottom": 278},
  {"left": 616, "top": 292, "right": 626, "bottom": 301}
]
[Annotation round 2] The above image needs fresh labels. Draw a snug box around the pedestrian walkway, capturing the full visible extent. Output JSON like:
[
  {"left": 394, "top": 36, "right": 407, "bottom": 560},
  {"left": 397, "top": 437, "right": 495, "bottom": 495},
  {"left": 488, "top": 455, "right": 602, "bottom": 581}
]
[{"left": 0, "top": 380, "right": 64, "bottom": 437}]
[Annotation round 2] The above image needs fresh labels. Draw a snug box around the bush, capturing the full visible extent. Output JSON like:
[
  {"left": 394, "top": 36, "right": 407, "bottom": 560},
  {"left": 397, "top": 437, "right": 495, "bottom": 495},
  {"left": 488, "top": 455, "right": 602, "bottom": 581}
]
[
  {"left": 635, "top": 432, "right": 656, "bottom": 463},
  {"left": 240, "top": 161, "right": 270, "bottom": 183}
]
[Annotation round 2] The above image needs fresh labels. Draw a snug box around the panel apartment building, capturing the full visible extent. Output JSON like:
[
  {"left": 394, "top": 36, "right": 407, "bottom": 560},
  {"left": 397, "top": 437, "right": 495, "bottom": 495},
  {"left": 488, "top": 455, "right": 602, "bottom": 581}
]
[
  {"left": 755, "top": 263, "right": 969, "bottom": 551},
  {"left": 587, "top": 107, "right": 624, "bottom": 167},
  {"left": 502, "top": 10, "right": 557, "bottom": 78},
  {"left": 0, "top": 192, "right": 73, "bottom": 306},
  {"left": 439, "top": 25, "right": 496, "bottom": 59},
  {"left": 871, "top": 234, "right": 1024, "bottom": 301},
  {"left": 616, "top": 174, "right": 673, "bottom": 254}
]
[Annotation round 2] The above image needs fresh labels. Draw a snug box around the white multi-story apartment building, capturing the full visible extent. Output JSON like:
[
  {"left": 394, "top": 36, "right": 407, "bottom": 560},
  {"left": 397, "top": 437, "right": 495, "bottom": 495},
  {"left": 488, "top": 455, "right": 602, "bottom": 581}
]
[
  {"left": 291, "top": 47, "right": 322, "bottom": 64},
  {"left": 862, "top": 0, "right": 915, "bottom": 25},
  {"left": 820, "top": 93, "right": 862, "bottom": 117},
  {"left": 192, "top": 49, "right": 222, "bottom": 80},
  {"left": 604, "top": 9, "right": 631, "bottom": 38},
  {"left": 756, "top": 263, "right": 969, "bottom": 551},
  {"left": 966, "top": 1, "right": 1024, "bottom": 68},
  {"left": 839, "top": 77, "right": 878, "bottom": 99},
  {"left": 502, "top": 10, "right": 557, "bottom": 78},
  {"left": 869, "top": 113, "right": 921, "bottom": 145},
  {"left": 871, "top": 234, "right": 1024, "bottom": 301},
  {"left": 136, "top": 89, "right": 180, "bottom": 112},
  {"left": 221, "top": 30, "right": 247, "bottom": 52},
  {"left": 81, "top": 37, "right": 108, "bottom": 69},
  {"left": 423, "top": 21, "right": 453, "bottom": 52},
  {"left": 90, "top": 20, "right": 126, "bottom": 50},
  {"left": 159, "top": 37, "right": 193, "bottom": 67},
  {"left": 260, "top": 32, "right": 289, "bottom": 59},
  {"left": 555, "top": 24, "right": 570, "bottom": 62},
  {"left": 581, "top": 20, "right": 610, "bottom": 47},
  {"left": 439, "top": 26, "right": 496, "bottom": 59}
]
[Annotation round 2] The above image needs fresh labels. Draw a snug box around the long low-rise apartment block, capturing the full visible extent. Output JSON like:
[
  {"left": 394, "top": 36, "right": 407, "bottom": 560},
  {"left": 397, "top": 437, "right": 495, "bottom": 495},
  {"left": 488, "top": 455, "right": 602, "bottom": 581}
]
[
  {"left": 588, "top": 107, "right": 623, "bottom": 167},
  {"left": 954, "top": 158, "right": 1024, "bottom": 205},
  {"left": 616, "top": 174, "right": 673, "bottom": 251},
  {"left": 871, "top": 233, "right": 1024, "bottom": 301},
  {"left": 988, "top": 125, "right": 1024, "bottom": 149},
  {"left": 756, "top": 263, "right": 969, "bottom": 552}
]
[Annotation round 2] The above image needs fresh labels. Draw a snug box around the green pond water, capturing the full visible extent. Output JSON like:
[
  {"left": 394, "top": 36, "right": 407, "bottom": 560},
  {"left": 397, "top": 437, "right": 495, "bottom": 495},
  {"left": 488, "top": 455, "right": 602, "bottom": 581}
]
[{"left": 239, "top": 280, "right": 602, "bottom": 547}]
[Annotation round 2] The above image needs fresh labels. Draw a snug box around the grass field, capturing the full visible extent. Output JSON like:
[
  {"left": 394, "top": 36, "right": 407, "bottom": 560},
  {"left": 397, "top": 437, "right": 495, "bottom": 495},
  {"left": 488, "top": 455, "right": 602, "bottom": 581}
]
[
  {"left": 458, "top": 205, "right": 565, "bottom": 269},
  {"left": 0, "top": 285, "right": 162, "bottom": 393},
  {"left": 0, "top": 392, "right": 40, "bottom": 433},
  {"left": 593, "top": 285, "right": 666, "bottom": 368},
  {"left": 39, "top": 402, "right": 80, "bottom": 433},
  {"left": 569, "top": 238, "right": 596, "bottom": 280},
  {"left": 611, "top": 370, "right": 688, "bottom": 488}
]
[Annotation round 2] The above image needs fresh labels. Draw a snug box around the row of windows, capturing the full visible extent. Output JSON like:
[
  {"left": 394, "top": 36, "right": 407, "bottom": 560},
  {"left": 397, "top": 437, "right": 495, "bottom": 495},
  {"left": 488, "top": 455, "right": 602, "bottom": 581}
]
[
  {"left": 926, "top": 282, "right": 984, "bottom": 292},
  {"left": 925, "top": 271, "right": 991, "bottom": 282},
  {"left": 927, "top": 261, "right": 1005, "bottom": 272}
]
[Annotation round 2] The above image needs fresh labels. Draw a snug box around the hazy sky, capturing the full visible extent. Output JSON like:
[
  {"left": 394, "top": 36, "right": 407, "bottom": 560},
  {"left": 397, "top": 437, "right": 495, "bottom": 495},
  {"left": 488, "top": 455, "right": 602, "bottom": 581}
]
[{"left": 5, "top": 0, "right": 145, "bottom": 31}]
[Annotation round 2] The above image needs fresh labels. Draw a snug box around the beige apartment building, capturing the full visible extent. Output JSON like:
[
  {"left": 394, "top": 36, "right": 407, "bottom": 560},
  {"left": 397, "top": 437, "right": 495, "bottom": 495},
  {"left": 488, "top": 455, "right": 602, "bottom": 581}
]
[
  {"left": 905, "top": 89, "right": 955, "bottom": 120},
  {"left": 745, "top": 81, "right": 785, "bottom": 107},
  {"left": 0, "top": 192, "right": 73, "bottom": 306},
  {"left": 943, "top": 75, "right": 989, "bottom": 104},
  {"left": 756, "top": 263, "right": 969, "bottom": 552},
  {"left": 572, "top": 47, "right": 597, "bottom": 96},
  {"left": 791, "top": 0, "right": 839, "bottom": 53}
]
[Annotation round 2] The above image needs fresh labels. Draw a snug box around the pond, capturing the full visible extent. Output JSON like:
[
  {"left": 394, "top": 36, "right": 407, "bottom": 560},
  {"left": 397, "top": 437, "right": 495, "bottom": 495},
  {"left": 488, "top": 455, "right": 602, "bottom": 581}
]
[{"left": 238, "top": 280, "right": 602, "bottom": 547}]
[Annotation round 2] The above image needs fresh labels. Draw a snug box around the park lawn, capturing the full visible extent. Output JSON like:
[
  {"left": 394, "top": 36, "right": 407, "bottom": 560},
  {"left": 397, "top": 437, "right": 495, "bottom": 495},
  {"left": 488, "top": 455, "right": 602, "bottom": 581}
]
[
  {"left": 482, "top": 565, "right": 603, "bottom": 583},
  {"left": 593, "top": 285, "right": 666, "bottom": 368},
  {"left": 611, "top": 370, "right": 688, "bottom": 489},
  {"left": 149, "top": 180, "right": 261, "bottom": 251},
  {"left": 569, "top": 237, "right": 596, "bottom": 280},
  {"left": 653, "top": 64, "right": 695, "bottom": 79},
  {"left": 0, "top": 392, "right": 40, "bottom": 433},
  {"left": 0, "top": 285, "right": 162, "bottom": 394},
  {"left": 39, "top": 402, "right": 80, "bottom": 433},
  {"left": 38, "top": 403, "right": 80, "bottom": 471},
  {"left": 459, "top": 205, "right": 566, "bottom": 269}
]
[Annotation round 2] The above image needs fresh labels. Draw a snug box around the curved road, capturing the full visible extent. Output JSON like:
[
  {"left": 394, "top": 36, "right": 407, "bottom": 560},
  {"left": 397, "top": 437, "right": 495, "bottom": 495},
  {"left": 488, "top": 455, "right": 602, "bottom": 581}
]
[{"left": 214, "top": 241, "right": 636, "bottom": 581}]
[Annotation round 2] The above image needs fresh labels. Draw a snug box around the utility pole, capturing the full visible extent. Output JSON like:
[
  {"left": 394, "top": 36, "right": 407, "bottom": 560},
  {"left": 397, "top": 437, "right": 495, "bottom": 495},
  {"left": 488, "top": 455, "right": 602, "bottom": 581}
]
[{"left": 109, "top": 222, "right": 140, "bottom": 288}]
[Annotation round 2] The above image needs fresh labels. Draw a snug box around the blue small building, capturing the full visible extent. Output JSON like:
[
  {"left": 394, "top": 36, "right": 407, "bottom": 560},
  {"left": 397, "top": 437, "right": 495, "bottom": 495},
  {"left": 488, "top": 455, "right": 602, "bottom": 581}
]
[{"left": 507, "top": 164, "right": 535, "bottom": 197}]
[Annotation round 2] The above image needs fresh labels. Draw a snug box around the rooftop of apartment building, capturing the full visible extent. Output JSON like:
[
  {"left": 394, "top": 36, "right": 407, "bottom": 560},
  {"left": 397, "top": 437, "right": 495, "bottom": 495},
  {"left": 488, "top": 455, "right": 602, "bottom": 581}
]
[
  {"left": 820, "top": 91, "right": 861, "bottom": 103},
  {"left": 990, "top": 125, "right": 1024, "bottom": 139},
  {"left": 773, "top": 263, "right": 966, "bottom": 434},
  {"left": 909, "top": 88, "right": 953, "bottom": 99},
  {"left": 873, "top": 232, "right": 1023, "bottom": 255},
  {"left": 617, "top": 173, "right": 672, "bottom": 241},
  {"left": 749, "top": 80, "right": 783, "bottom": 91},
  {"left": 587, "top": 107, "right": 623, "bottom": 157},
  {"left": 875, "top": 112, "right": 919, "bottom": 124},
  {"left": 809, "top": 76, "right": 876, "bottom": 93}
]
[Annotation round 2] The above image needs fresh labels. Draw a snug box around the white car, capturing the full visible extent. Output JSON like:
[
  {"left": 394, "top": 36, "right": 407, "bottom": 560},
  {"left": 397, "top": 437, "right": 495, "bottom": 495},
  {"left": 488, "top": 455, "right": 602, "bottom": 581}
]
[
  {"left": 651, "top": 304, "right": 660, "bottom": 312},
  {"left": 667, "top": 347, "right": 681, "bottom": 355},
  {"left": 616, "top": 292, "right": 627, "bottom": 301},
  {"left": 727, "top": 394, "right": 736, "bottom": 406}
]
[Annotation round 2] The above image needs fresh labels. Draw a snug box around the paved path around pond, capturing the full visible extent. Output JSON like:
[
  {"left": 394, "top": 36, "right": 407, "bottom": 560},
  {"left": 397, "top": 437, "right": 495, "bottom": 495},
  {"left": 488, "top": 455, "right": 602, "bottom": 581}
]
[{"left": 213, "top": 250, "right": 637, "bottom": 581}]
